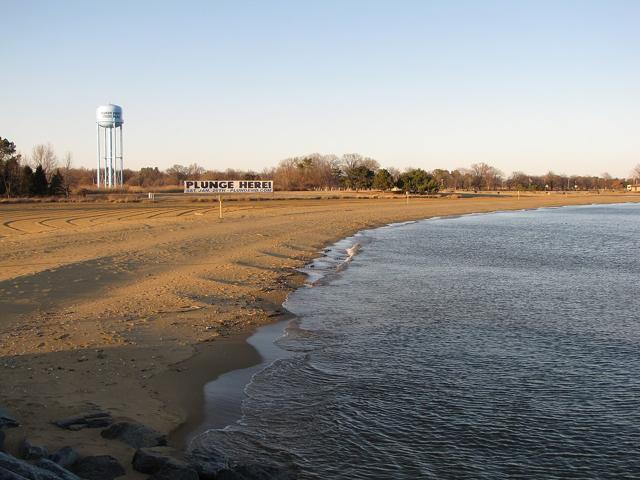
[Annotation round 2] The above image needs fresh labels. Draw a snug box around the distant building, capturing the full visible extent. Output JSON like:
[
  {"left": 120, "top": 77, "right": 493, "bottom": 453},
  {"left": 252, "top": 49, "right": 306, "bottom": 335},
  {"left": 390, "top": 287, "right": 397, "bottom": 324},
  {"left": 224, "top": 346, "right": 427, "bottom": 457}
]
[{"left": 627, "top": 184, "right": 640, "bottom": 192}]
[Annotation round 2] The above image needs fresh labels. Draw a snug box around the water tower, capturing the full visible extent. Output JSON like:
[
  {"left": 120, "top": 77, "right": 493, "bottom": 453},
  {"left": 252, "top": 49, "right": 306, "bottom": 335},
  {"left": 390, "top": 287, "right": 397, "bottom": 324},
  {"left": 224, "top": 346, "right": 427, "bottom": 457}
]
[{"left": 96, "top": 104, "right": 124, "bottom": 188}]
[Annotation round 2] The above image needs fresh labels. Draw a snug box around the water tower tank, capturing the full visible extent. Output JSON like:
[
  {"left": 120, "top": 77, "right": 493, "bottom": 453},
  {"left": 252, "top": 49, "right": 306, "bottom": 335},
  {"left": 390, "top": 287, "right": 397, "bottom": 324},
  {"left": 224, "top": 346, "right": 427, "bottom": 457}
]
[{"left": 96, "top": 104, "right": 123, "bottom": 128}]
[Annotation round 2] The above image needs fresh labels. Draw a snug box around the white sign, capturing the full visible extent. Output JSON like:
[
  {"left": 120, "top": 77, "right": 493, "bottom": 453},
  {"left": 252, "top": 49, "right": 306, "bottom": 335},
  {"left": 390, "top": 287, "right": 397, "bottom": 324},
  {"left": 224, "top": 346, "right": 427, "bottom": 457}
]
[{"left": 184, "top": 180, "right": 274, "bottom": 193}]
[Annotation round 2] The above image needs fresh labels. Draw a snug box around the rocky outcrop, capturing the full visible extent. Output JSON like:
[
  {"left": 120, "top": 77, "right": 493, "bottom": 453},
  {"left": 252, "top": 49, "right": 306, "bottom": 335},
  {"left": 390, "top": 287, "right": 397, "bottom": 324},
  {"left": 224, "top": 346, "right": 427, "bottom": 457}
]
[
  {"left": 34, "top": 459, "right": 83, "bottom": 480},
  {"left": 48, "top": 447, "right": 78, "bottom": 469},
  {"left": 100, "top": 422, "right": 166, "bottom": 449},
  {"left": 132, "top": 446, "right": 183, "bottom": 473},
  {"left": 215, "top": 464, "right": 298, "bottom": 480},
  {"left": 0, "top": 407, "right": 19, "bottom": 429},
  {"left": 148, "top": 461, "right": 199, "bottom": 480},
  {"left": 0, "top": 451, "right": 80, "bottom": 480},
  {"left": 52, "top": 412, "right": 113, "bottom": 431},
  {"left": 186, "top": 446, "right": 229, "bottom": 479},
  {"left": 18, "top": 439, "right": 48, "bottom": 461},
  {"left": 70, "top": 455, "right": 125, "bottom": 480}
]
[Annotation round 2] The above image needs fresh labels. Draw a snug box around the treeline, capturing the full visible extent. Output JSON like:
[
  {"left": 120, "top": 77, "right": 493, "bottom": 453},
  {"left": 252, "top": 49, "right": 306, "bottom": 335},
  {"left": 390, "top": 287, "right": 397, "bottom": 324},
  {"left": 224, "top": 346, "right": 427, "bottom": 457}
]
[
  {"left": 0, "top": 139, "right": 73, "bottom": 197},
  {"left": 2, "top": 136, "right": 639, "bottom": 198},
  {"left": 114, "top": 154, "right": 638, "bottom": 193}
]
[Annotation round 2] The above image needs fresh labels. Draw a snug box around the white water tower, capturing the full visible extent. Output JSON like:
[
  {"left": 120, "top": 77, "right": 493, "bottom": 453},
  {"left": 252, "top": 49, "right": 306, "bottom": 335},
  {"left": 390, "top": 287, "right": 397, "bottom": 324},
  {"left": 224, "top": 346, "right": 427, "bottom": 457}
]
[{"left": 96, "top": 104, "right": 124, "bottom": 188}]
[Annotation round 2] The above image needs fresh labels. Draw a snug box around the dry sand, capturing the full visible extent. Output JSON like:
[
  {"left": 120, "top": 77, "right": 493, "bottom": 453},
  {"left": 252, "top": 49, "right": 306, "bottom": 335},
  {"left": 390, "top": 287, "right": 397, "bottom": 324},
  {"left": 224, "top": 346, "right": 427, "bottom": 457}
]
[{"left": 0, "top": 192, "right": 638, "bottom": 477}]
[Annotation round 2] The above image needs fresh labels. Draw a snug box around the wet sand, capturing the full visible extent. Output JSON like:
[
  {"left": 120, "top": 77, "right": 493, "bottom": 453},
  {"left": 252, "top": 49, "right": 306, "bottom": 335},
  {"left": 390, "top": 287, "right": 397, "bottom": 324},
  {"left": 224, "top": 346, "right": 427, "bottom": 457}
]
[{"left": 0, "top": 192, "right": 638, "bottom": 477}]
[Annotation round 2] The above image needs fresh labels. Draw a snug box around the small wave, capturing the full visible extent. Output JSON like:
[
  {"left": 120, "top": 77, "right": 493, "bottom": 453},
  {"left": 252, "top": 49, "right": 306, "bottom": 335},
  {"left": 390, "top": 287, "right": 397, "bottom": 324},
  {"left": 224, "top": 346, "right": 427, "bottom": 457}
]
[{"left": 300, "top": 235, "right": 369, "bottom": 286}]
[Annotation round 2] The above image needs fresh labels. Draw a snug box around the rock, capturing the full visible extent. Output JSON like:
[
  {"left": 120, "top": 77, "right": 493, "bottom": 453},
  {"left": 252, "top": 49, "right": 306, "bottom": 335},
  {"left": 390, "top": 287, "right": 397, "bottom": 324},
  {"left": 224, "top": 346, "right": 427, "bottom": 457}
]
[
  {"left": 132, "top": 446, "right": 184, "bottom": 474},
  {"left": 0, "top": 408, "right": 19, "bottom": 429},
  {"left": 0, "top": 451, "right": 66, "bottom": 480},
  {"left": 48, "top": 446, "right": 78, "bottom": 469},
  {"left": 0, "top": 465, "right": 27, "bottom": 480},
  {"left": 0, "top": 430, "right": 5, "bottom": 452},
  {"left": 34, "top": 459, "right": 82, "bottom": 480},
  {"left": 100, "top": 422, "right": 166, "bottom": 449},
  {"left": 185, "top": 446, "right": 228, "bottom": 479},
  {"left": 217, "top": 464, "right": 298, "bottom": 480},
  {"left": 18, "top": 438, "right": 49, "bottom": 461},
  {"left": 71, "top": 455, "right": 125, "bottom": 480},
  {"left": 53, "top": 412, "right": 112, "bottom": 430},
  {"left": 148, "top": 462, "right": 199, "bottom": 480}
]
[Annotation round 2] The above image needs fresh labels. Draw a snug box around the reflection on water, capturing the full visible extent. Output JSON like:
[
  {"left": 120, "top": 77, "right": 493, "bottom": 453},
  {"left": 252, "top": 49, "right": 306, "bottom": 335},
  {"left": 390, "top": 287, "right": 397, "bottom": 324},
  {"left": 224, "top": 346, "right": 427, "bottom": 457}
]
[{"left": 193, "top": 204, "right": 640, "bottom": 479}]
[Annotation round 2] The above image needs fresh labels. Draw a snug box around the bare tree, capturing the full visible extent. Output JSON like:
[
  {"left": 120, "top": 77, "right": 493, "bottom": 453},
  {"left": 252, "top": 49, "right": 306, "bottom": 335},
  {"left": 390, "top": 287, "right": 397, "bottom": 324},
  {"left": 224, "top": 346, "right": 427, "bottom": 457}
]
[
  {"left": 470, "top": 163, "right": 502, "bottom": 190},
  {"left": 30, "top": 143, "right": 58, "bottom": 178},
  {"left": 61, "top": 152, "right": 73, "bottom": 196},
  {"left": 631, "top": 164, "right": 640, "bottom": 183},
  {"left": 187, "top": 163, "right": 205, "bottom": 178},
  {"left": 469, "top": 163, "right": 488, "bottom": 190}
]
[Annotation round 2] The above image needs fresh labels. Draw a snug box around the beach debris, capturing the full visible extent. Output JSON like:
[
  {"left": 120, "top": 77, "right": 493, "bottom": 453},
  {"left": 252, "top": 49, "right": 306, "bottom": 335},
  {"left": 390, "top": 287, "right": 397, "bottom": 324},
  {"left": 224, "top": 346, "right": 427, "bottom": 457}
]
[
  {"left": 71, "top": 455, "right": 125, "bottom": 480},
  {"left": 53, "top": 411, "right": 113, "bottom": 430},
  {"left": 49, "top": 446, "right": 79, "bottom": 469},
  {"left": 0, "top": 407, "right": 19, "bottom": 429},
  {"left": 0, "top": 451, "right": 79, "bottom": 480},
  {"left": 18, "top": 438, "right": 49, "bottom": 460},
  {"left": 35, "top": 458, "right": 83, "bottom": 480},
  {"left": 101, "top": 421, "right": 167, "bottom": 448}
]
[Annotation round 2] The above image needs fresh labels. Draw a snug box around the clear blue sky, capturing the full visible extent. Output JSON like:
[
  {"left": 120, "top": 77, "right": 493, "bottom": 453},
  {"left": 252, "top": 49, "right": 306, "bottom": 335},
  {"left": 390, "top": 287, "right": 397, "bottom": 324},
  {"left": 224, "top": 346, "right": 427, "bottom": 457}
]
[{"left": 1, "top": 0, "right": 638, "bottom": 177}]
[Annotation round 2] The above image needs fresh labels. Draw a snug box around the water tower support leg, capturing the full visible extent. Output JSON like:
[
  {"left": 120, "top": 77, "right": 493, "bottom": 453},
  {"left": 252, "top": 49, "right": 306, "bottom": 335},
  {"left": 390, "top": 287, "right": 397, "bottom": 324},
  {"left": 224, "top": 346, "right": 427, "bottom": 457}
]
[
  {"left": 96, "top": 124, "right": 101, "bottom": 187},
  {"left": 104, "top": 127, "right": 108, "bottom": 187},
  {"left": 120, "top": 126, "right": 124, "bottom": 186}
]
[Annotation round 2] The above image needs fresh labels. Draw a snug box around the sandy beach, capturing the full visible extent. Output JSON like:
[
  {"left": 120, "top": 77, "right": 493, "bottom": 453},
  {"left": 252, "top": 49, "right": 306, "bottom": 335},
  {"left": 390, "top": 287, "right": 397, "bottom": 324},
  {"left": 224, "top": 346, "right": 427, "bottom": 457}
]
[{"left": 0, "top": 192, "right": 638, "bottom": 478}]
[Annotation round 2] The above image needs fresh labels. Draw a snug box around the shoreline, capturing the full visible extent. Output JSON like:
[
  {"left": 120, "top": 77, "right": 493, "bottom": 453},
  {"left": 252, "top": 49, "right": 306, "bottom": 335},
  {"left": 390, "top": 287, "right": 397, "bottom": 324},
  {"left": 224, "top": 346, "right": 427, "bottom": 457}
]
[
  {"left": 1, "top": 193, "right": 639, "bottom": 478},
  {"left": 162, "top": 197, "right": 640, "bottom": 455}
]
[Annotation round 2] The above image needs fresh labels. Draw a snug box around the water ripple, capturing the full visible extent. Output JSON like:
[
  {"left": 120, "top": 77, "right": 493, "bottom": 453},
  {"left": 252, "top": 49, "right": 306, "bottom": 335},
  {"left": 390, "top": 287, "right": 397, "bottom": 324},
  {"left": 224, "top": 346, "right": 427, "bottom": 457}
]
[{"left": 194, "top": 204, "right": 640, "bottom": 479}]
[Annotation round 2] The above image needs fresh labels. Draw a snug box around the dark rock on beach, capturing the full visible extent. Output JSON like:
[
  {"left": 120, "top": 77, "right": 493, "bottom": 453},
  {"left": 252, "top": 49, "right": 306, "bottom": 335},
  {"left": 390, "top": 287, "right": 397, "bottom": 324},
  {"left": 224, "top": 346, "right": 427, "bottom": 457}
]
[
  {"left": 53, "top": 411, "right": 112, "bottom": 430},
  {"left": 216, "top": 464, "right": 297, "bottom": 480},
  {"left": 0, "top": 451, "right": 79, "bottom": 480},
  {"left": 18, "top": 438, "right": 49, "bottom": 460},
  {"left": 0, "top": 430, "right": 5, "bottom": 452},
  {"left": 185, "top": 446, "right": 229, "bottom": 479},
  {"left": 35, "top": 458, "right": 83, "bottom": 480},
  {"left": 0, "top": 466, "right": 24, "bottom": 480},
  {"left": 0, "top": 408, "right": 19, "bottom": 429},
  {"left": 49, "top": 446, "right": 79, "bottom": 469},
  {"left": 132, "top": 446, "right": 185, "bottom": 473},
  {"left": 71, "top": 455, "right": 125, "bottom": 480},
  {"left": 101, "top": 422, "right": 166, "bottom": 449},
  {"left": 147, "top": 461, "right": 199, "bottom": 480}
]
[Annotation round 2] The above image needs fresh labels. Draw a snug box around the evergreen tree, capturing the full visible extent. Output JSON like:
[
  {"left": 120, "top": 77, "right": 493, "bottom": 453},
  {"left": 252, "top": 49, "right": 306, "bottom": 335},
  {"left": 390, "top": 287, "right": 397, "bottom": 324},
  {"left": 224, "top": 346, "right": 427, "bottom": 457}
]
[
  {"left": 48, "top": 169, "right": 64, "bottom": 195},
  {"left": 1, "top": 137, "right": 22, "bottom": 197},
  {"left": 397, "top": 169, "right": 439, "bottom": 194},
  {"left": 20, "top": 165, "right": 34, "bottom": 196},
  {"left": 344, "top": 165, "right": 375, "bottom": 190},
  {"left": 32, "top": 165, "right": 49, "bottom": 195},
  {"left": 372, "top": 169, "right": 395, "bottom": 191}
]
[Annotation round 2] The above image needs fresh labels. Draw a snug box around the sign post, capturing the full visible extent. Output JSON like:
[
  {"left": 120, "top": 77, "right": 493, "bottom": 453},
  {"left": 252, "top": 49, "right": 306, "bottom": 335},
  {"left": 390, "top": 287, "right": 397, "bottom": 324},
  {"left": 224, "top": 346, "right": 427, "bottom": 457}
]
[{"left": 218, "top": 194, "right": 223, "bottom": 219}]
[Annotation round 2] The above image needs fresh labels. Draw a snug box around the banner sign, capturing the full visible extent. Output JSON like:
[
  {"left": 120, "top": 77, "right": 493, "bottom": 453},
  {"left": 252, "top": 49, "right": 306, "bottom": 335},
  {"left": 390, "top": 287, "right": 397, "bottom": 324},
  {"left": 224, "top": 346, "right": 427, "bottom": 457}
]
[{"left": 184, "top": 180, "right": 274, "bottom": 194}]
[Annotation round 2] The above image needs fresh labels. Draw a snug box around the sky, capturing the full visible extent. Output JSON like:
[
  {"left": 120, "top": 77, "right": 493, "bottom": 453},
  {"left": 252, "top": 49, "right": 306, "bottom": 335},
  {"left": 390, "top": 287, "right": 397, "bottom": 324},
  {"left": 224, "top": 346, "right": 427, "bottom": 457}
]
[{"left": 1, "top": 0, "right": 639, "bottom": 177}]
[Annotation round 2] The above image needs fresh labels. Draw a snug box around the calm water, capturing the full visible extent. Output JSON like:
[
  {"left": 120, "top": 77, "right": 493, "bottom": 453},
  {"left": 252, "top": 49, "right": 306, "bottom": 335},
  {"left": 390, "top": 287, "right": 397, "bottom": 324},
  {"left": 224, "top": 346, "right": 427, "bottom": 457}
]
[{"left": 193, "top": 203, "right": 640, "bottom": 479}]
